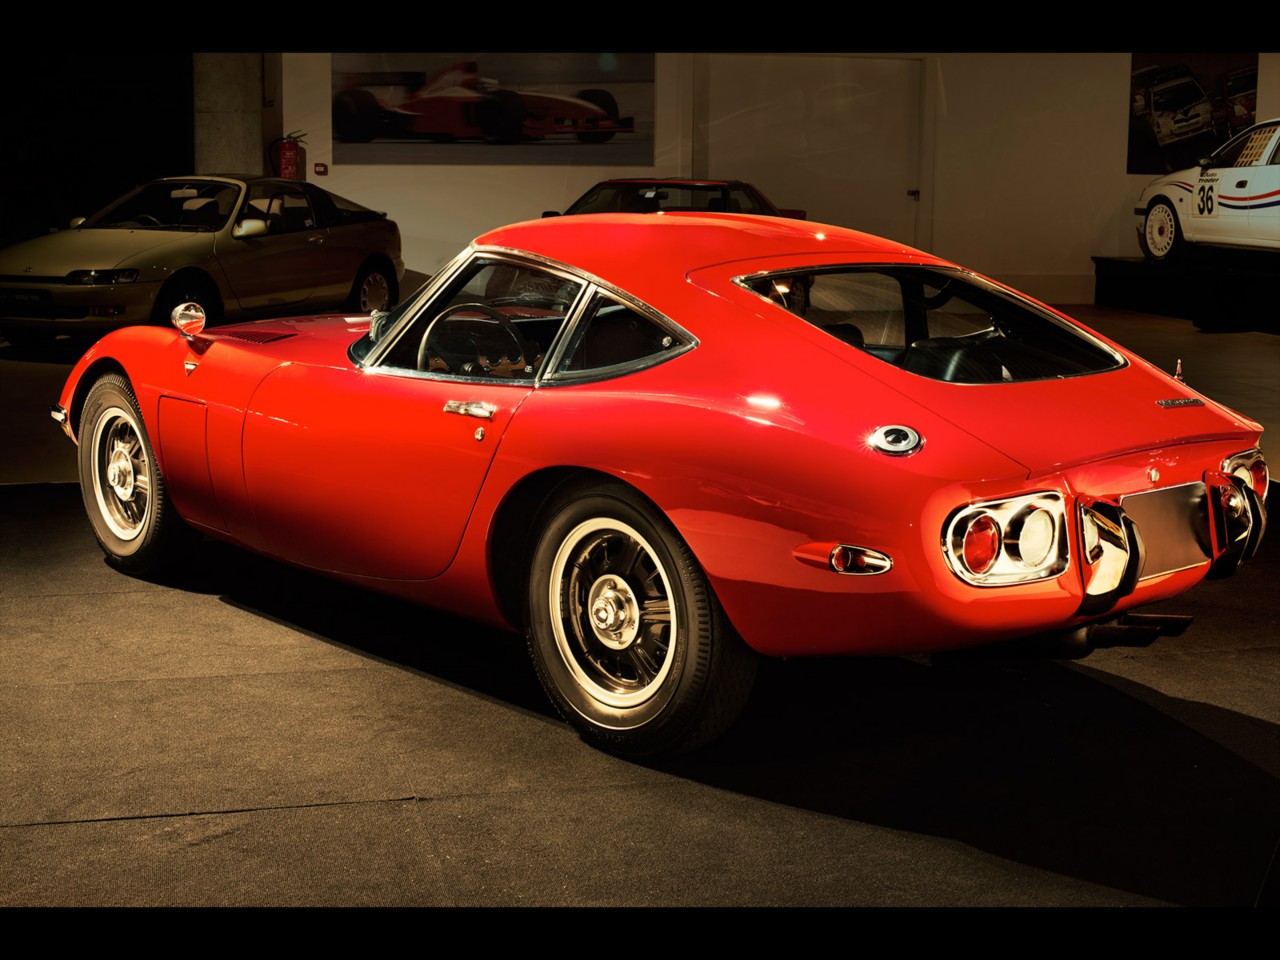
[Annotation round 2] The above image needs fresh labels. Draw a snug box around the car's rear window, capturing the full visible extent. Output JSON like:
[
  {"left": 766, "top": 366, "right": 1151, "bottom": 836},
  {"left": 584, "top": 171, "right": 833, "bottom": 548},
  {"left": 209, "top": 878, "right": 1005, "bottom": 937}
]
[
  {"left": 567, "top": 183, "right": 773, "bottom": 215},
  {"left": 740, "top": 266, "right": 1124, "bottom": 384}
]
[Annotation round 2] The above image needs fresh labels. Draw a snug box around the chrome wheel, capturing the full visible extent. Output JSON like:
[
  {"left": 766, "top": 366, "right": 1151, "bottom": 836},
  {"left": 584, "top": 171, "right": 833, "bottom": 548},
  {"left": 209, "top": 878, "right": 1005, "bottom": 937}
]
[
  {"left": 526, "top": 480, "right": 759, "bottom": 756},
  {"left": 549, "top": 517, "right": 678, "bottom": 710},
  {"left": 90, "top": 404, "right": 151, "bottom": 542},
  {"left": 349, "top": 265, "right": 395, "bottom": 314},
  {"left": 77, "top": 374, "right": 196, "bottom": 574},
  {"left": 1143, "top": 201, "right": 1179, "bottom": 260},
  {"left": 358, "top": 270, "right": 391, "bottom": 313}
]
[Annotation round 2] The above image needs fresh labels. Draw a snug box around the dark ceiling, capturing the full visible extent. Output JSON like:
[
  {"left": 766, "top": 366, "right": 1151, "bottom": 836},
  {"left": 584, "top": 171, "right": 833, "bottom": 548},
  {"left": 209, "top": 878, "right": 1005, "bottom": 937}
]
[{"left": 0, "top": 53, "right": 195, "bottom": 248}]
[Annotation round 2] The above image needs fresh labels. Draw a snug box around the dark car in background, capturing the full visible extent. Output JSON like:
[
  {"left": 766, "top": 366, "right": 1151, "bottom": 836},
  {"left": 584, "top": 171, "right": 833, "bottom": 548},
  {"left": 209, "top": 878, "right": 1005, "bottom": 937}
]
[
  {"left": 545, "top": 178, "right": 806, "bottom": 219},
  {"left": 0, "top": 175, "right": 404, "bottom": 347}
]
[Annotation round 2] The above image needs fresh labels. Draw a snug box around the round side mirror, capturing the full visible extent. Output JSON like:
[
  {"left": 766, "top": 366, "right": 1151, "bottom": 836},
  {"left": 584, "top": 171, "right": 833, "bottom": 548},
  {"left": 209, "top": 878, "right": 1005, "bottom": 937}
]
[{"left": 171, "top": 302, "right": 206, "bottom": 338}]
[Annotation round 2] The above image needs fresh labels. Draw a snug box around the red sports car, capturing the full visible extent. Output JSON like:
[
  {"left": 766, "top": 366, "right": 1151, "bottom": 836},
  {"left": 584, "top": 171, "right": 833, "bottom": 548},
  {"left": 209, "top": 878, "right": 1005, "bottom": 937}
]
[
  {"left": 333, "top": 60, "right": 633, "bottom": 145},
  {"left": 52, "top": 213, "right": 1268, "bottom": 756}
]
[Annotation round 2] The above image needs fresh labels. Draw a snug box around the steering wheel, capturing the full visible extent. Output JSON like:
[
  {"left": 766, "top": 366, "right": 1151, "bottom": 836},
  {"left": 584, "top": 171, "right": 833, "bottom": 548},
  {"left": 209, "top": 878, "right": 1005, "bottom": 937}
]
[
  {"left": 133, "top": 214, "right": 162, "bottom": 227},
  {"left": 487, "top": 291, "right": 572, "bottom": 312},
  {"left": 417, "top": 302, "right": 536, "bottom": 375}
]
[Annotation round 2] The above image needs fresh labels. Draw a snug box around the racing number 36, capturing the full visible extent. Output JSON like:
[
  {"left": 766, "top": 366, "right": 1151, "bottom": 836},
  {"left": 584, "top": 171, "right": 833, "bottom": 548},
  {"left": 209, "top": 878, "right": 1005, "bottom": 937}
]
[{"left": 1197, "top": 182, "right": 1216, "bottom": 216}]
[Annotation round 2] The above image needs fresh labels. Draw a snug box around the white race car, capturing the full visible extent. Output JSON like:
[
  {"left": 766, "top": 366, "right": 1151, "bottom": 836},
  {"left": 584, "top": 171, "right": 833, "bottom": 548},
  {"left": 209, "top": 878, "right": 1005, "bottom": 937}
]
[{"left": 1136, "top": 118, "right": 1280, "bottom": 260}]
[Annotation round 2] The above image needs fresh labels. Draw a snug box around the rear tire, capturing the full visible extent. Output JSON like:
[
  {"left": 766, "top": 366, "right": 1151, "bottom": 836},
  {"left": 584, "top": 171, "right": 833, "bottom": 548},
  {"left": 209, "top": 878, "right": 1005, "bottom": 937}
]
[
  {"left": 526, "top": 479, "right": 758, "bottom": 756},
  {"left": 333, "top": 89, "right": 383, "bottom": 143},
  {"left": 347, "top": 262, "right": 397, "bottom": 313},
  {"left": 78, "top": 374, "right": 196, "bottom": 575}
]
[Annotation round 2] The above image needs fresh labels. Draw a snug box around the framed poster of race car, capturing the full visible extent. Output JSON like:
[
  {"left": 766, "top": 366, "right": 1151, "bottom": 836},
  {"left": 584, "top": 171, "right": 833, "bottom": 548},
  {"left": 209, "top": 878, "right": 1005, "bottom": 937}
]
[
  {"left": 1127, "top": 52, "right": 1258, "bottom": 175},
  {"left": 331, "top": 53, "right": 655, "bottom": 167}
]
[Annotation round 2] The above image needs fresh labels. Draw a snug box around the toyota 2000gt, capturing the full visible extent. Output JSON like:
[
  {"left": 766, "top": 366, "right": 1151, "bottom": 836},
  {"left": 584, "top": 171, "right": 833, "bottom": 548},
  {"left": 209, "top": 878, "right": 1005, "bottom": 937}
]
[{"left": 52, "top": 213, "right": 1268, "bottom": 756}]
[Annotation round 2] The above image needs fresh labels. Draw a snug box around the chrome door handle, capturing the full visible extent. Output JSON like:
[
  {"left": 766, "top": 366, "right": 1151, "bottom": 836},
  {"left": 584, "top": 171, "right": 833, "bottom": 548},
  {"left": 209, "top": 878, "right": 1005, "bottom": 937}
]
[{"left": 443, "top": 400, "right": 497, "bottom": 420}]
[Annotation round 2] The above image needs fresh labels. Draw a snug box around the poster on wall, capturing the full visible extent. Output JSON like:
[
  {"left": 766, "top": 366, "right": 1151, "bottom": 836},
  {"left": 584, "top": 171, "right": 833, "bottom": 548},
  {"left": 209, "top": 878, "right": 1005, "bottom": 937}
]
[
  {"left": 1127, "top": 53, "right": 1258, "bottom": 174},
  {"left": 330, "top": 53, "right": 655, "bottom": 166}
]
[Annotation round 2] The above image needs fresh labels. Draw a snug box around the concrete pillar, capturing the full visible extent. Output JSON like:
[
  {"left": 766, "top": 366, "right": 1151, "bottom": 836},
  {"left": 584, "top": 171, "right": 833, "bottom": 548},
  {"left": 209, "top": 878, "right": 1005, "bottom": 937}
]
[{"left": 193, "top": 53, "right": 264, "bottom": 175}]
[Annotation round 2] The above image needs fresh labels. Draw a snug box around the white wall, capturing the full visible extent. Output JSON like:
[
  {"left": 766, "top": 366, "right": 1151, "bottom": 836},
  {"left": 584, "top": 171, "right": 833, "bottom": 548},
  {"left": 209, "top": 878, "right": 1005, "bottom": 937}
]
[
  {"left": 928, "top": 51, "right": 1280, "bottom": 302},
  {"left": 282, "top": 52, "right": 1280, "bottom": 303}
]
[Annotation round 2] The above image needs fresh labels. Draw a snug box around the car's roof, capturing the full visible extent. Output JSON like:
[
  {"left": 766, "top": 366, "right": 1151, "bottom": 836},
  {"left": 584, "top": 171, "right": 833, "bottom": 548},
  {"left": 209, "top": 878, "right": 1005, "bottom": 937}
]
[
  {"left": 158, "top": 174, "right": 319, "bottom": 190},
  {"left": 477, "top": 213, "right": 933, "bottom": 280},
  {"left": 596, "top": 178, "right": 754, "bottom": 187}
]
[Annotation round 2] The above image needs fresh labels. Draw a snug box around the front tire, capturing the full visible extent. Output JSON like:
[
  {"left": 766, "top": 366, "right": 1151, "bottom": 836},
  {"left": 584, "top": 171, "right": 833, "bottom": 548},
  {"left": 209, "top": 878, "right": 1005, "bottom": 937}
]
[
  {"left": 152, "top": 274, "right": 222, "bottom": 327},
  {"left": 526, "top": 480, "right": 758, "bottom": 756},
  {"left": 78, "top": 374, "right": 195, "bottom": 575},
  {"left": 575, "top": 88, "right": 619, "bottom": 144},
  {"left": 1141, "top": 199, "right": 1182, "bottom": 261}
]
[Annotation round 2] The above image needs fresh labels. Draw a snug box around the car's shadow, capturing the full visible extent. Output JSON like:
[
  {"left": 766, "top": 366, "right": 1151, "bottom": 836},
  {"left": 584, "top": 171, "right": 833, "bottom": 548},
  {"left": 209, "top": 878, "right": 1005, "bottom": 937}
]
[
  {"left": 162, "top": 533, "right": 1279, "bottom": 908},
  {"left": 0, "top": 334, "right": 99, "bottom": 364}
]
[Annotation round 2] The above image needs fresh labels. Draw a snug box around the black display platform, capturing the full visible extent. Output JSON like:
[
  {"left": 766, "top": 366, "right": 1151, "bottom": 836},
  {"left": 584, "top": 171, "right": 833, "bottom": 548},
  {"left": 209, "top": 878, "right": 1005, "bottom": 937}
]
[{"left": 1093, "top": 248, "right": 1279, "bottom": 329}]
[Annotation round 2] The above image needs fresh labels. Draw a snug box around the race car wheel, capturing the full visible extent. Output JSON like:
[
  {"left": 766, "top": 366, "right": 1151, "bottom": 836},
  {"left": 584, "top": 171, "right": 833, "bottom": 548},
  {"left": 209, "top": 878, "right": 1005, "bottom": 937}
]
[
  {"left": 78, "top": 374, "right": 195, "bottom": 576},
  {"left": 478, "top": 90, "right": 525, "bottom": 144},
  {"left": 347, "top": 262, "right": 397, "bottom": 314},
  {"left": 1141, "top": 200, "right": 1182, "bottom": 261},
  {"left": 526, "top": 479, "right": 758, "bottom": 756},
  {"left": 575, "top": 88, "right": 619, "bottom": 144},
  {"left": 333, "top": 89, "right": 383, "bottom": 143}
]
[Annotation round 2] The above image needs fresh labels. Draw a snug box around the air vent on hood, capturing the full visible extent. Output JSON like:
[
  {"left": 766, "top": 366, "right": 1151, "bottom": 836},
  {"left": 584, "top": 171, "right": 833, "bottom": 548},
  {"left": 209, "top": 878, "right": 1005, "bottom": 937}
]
[{"left": 217, "top": 330, "right": 297, "bottom": 344}]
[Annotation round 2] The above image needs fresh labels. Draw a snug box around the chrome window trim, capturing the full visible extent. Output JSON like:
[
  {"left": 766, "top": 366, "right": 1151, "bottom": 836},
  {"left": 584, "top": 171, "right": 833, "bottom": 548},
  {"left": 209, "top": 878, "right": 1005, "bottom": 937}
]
[
  {"left": 539, "top": 285, "right": 697, "bottom": 386},
  {"left": 362, "top": 244, "right": 697, "bottom": 387},
  {"left": 357, "top": 247, "right": 472, "bottom": 369}
]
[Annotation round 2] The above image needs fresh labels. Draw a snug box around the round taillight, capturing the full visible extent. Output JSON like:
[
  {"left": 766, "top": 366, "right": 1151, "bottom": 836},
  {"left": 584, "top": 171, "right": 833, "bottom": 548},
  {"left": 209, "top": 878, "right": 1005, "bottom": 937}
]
[
  {"left": 1233, "top": 462, "right": 1268, "bottom": 497},
  {"left": 1011, "top": 507, "right": 1055, "bottom": 568},
  {"left": 962, "top": 514, "right": 1001, "bottom": 576}
]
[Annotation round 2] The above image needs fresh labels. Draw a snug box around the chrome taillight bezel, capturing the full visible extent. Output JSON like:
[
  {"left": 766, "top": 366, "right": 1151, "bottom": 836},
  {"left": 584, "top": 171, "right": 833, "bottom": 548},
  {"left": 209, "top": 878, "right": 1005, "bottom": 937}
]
[
  {"left": 942, "top": 492, "right": 1069, "bottom": 586},
  {"left": 1222, "top": 447, "right": 1268, "bottom": 501}
]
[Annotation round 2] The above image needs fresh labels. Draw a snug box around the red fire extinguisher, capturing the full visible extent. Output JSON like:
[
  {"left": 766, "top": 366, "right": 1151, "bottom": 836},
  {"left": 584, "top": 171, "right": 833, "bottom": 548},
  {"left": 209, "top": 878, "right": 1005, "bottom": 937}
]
[{"left": 270, "top": 130, "right": 308, "bottom": 180}]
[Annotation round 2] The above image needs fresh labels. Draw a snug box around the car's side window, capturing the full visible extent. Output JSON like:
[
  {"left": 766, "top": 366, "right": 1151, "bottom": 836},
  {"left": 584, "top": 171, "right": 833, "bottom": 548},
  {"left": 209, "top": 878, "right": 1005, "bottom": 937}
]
[
  {"left": 1213, "top": 122, "right": 1278, "bottom": 168},
  {"left": 243, "top": 185, "right": 316, "bottom": 235},
  {"left": 377, "top": 258, "right": 582, "bottom": 380},
  {"left": 742, "top": 266, "right": 1121, "bottom": 384},
  {"left": 556, "top": 294, "right": 681, "bottom": 375},
  {"left": 795, "top": 272, "right": 906, "bottom": 353},
  {"left": 729, "top": 188, "right": 764, "bottom": 214}
]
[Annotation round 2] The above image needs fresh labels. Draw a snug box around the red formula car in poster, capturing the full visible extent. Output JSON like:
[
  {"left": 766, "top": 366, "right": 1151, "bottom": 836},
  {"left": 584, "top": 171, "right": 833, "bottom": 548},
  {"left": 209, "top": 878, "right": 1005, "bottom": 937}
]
[
  {"left": 53, "top": 214, "right": 1267, "bottom": 756},
  {"left": 333, "top": 60, "right": 634, "bottom": 145}
]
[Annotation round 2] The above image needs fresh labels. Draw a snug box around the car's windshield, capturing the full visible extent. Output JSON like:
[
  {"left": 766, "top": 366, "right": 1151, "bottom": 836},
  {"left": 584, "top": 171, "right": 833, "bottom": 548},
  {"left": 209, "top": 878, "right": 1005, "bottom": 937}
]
[
  {"left": 83, "top": 181, "right": 241, "bottom": 231},
  {"left": 1223, "top": 70, "right": 1255, "bottom": 98},
  {"left": 1153, "top": 80, "right": 1205, "bottom": 112},
  {"left": 349, "top": 283, "right": 427, "bottom": 364},
  {"left": 741, "top": 266, "right": 1124, "bottom": 384},
  {"left": 567, "top": 183, "right": 774, "bottom": 215}
]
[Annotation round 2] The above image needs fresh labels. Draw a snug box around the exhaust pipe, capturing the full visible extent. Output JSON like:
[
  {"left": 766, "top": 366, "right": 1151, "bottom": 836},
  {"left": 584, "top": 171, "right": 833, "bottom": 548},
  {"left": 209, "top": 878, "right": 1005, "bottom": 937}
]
[{"left": 934, "top": 613, "right": 1194, "bottom": 664}]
